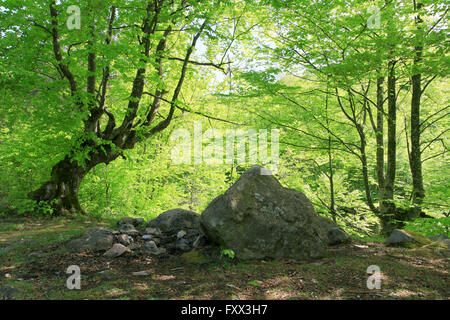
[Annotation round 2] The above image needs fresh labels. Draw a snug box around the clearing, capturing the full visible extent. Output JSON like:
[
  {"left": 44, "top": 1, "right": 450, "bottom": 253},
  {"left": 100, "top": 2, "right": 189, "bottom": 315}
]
[{"left": 0, "top": 216, "right": 448, "bottom": 300}]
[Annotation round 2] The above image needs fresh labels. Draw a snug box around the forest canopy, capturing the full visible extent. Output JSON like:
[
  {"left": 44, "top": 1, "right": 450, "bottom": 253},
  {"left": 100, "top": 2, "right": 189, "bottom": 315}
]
[{"left": 0, "top": 0, "right": 448, "bottom": 238}]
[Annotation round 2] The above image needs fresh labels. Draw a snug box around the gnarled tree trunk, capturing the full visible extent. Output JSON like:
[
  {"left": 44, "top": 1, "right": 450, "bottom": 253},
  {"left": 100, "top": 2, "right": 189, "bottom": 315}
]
[
  {"left": 29, "top": 143, "right": 119, "bottom": 215},
  {"left": 29, "top": 157, "right": 88, "bottom": 215},
  {"left": 27, "top": 3, "right": 209, "bottom": 215}
]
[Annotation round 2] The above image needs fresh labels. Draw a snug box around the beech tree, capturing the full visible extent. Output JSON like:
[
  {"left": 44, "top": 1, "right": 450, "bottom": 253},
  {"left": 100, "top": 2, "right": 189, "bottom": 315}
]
[{"left": 1, "top": 0, "right": 232, "bottom": 214}]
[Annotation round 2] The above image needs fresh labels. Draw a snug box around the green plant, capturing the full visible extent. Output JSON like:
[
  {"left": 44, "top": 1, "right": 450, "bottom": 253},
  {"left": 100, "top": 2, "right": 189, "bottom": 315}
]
[
  {"left": 220, "top": 247, "right": 236, "bottom": 260},
  {"left": 404, "top": 217, "right": 450, "bottom": 237}
]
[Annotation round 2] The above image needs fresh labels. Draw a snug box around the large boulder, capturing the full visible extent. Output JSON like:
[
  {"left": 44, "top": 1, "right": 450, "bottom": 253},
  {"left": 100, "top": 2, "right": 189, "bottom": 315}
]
[
  {"left": 147, "top": 209, "right": 200, "bottom": 233},
  {"left": 200, "top": 165, "right": 328, "bottom": 260},
  {"left": 66, "top": 228, "right": 114, "bottom": 253},
  {"left": 317, "top": 216, "right": 350, "bottom": 245},
  {"left": 385, "top": 229, "right": 432, "bottom": 248}
]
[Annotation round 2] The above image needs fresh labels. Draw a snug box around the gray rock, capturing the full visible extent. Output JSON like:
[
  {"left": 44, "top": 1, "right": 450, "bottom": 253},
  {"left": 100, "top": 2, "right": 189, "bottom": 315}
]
[
  {"left": 327, "top": 228, "right": 350, "bottom": 245},
  {"left": 173, "top": 238, "right": 191, "bottom": 252},
  {"left": 116, "top": 234, "right": 134, "bottom": 246},
  {"left": 127, "top": 243, "right": 141, "bottom": 251},
  {"left": 117, "top": 217, "right": 144, "bottom": 227},
  {"left": 385, "top": 229, "right": 416, "bottom": 246},
  {"left": 200, "top": 165, "right": 328, "bottom": 260},
  {"left": 143, "top": 241, "right": 167, "bottom": 256},
  {"left": 145, "top": 241, "right": 158, "bottom": 250},
  {"left": 142, "top": 235, "right": 160, "bottom": 244},
  {"left": 0, "top": 285, "right": 19, "bottom": 300},
  {"left": 177, "top": 230, "right": 187, "bottom": 239},
  {"left": 103, "top": 243, "right": 131, "bottom": 258},
  {"left": 144, "top": 227, "right": 162, "bottom": 237},
  {"left": 147, "top": 209, "right": 200, "bottom": 235},
  {"left": 132, "top": 270, "right": 151, "bottom": 276},
  {"left": 117, "top": 223, "right": 139, "bottom": 237},
  {"left": 428, "top": 234, "right": 449, "bottom": 242},
  {"left": 66, "top": 228, "right": 114, "bottom": 253},
  {"left": 317, "top": 216, "right": 350, "bottom": 245},
  {"left": 193, "top": 234, "right": 207, "bottom": 248}
]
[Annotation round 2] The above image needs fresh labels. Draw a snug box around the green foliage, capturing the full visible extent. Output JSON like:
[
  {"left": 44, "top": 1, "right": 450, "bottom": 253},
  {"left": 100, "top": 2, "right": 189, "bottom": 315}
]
[
  {"left": 404, "top": 217, "right": 450, "bottom": 237},
  {"left": 0, "top": 0, "right": 448, "bottom": 242},
  {"left": 220, "top": 247, "right": 236, "bottom": 260}
]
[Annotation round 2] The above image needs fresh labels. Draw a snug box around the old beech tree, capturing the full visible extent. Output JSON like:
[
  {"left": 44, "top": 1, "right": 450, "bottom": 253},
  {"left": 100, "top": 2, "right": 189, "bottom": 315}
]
[{"left": 25, "top": 1, "right": 226, "bottom": 214}]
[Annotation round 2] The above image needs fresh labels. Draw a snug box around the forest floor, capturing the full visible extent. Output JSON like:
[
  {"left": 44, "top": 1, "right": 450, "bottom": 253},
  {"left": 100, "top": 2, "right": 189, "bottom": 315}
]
[{"left": 0, "top": 215, "right": 448, "bottom": 300}]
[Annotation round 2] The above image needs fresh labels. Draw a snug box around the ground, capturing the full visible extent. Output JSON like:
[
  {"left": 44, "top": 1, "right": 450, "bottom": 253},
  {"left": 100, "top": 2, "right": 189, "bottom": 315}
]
[{"left": 0, "top": 216, "right": 448, "bottom": 300}]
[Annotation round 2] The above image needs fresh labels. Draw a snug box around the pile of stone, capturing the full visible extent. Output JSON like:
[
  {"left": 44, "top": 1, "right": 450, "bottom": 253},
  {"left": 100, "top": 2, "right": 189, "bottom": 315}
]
[
  {"left": 66, "top": 209, "right": 208, "bottom": 258},
  {"left": 66, "top": 165, "right": 350, "bottom": 261}
]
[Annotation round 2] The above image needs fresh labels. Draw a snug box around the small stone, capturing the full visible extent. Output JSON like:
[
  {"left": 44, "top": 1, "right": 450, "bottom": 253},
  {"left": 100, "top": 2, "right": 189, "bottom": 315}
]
[
  {"left": 143, "top": 241, "right": 166, "bottom": 256},
  {"left": 118, "top": 217, "right": 144, "bottom": 227},
  {"left": 128, "top": 243, "right": 141, "bottom": 251},
  {"left": 144, "top": 227, "right": 162, "bottom": 237},
  {"left": 116, "top": 234, "right": 134, "bottom": 246},
  {"left": 103, "top": 243, "right": 131, "bottom": 258},
  {"left": 142, "top": 235, "right": 161, "bottom": 245},
  {"left": 193, "top": 235, "right": 207, "bottom": 248},
  {"left": 177, "top": 230, "right": 187, "bottom": 239},
  {"left": 117, "top": 223, "right": 139, "bottom": 237},
  {"left": 145, "top": 241, "right": 157, "bottom": 250},
  {"left": 132, "top": 271, "right": 150, "bottom": 276},
  {"left": 174, "top": 238, "right": 191, "bottom": 252}
]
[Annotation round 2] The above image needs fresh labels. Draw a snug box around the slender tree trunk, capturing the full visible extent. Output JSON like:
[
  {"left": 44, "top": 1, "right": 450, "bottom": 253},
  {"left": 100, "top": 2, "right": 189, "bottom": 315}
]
[
  {"left": 410, "top": 1, "right": 425, "bottom": 207},
  {"left": 375, "top": 76, "right": 386, "bottom": 202},
  {"left": 357, "top": 124, "right": 378, "bottom": 213},
  {"left": 328, "top": 136, "right": 336, "bottom": 222},
  {"left": 325, "top": 79, "right": 336, "bottom": 222},
  {"left": 410, "top": 68, "right": 425, "bottom": 206},
  {"left": 380, "top": 60, "right": 398, "bottom": 234}
]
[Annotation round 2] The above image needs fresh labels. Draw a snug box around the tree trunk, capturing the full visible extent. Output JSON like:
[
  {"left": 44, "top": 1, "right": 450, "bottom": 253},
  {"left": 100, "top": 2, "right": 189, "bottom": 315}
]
[
  {"left": 325, "top": 79, "right": 336, "bottom": 222},
  {"left": 358, "top": 125, "right": 378, "bottom": 213},
  {"left": 29, "top": 142, "right": 119, "bottom": 215},
  {"left": 28, "top": 157, "right": 89, "bottom": 215},
  {"left": 410, "top": 71, "right": 425, "bottom": 206},
  {"left": 380, "top": 60, "right": 398, "bottom": 234},
  {"left": 375, "top": 76, "right": 386, "bottom": 202},
  {"left": 410, "top": 1, "right": 425, "bottom": 207}
]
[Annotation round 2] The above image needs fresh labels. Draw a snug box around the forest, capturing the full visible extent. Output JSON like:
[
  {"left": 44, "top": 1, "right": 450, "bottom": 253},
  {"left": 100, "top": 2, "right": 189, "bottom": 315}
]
[{"left": 0, "top": 0, "right": 448, "bottom": 301}]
